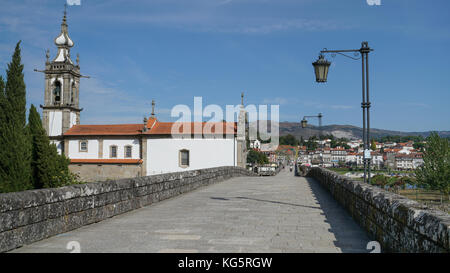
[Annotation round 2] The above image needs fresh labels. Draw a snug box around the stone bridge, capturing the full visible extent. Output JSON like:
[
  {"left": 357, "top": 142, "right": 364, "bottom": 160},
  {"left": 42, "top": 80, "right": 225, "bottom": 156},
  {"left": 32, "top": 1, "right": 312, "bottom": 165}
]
[{"left": 1, "top": 167, "right": 449, "bottom": 253}]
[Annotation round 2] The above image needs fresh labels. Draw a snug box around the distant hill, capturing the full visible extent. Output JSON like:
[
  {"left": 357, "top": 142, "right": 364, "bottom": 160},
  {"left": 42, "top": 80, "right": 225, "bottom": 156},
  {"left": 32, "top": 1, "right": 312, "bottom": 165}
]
[{"left": 250, "top": 121, "right": 450, "bottom": 140}]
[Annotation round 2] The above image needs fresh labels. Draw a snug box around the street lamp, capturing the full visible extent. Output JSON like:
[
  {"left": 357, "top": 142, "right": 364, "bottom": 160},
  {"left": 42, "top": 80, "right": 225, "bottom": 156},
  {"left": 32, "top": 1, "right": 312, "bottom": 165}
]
[
  {"left": 312, "top": 54, "right": 331, "bottom": 83},
  {"left": 312, "top": 41, "right": 373, "bottom": 183},
  {"left": 301, "top": 113, "right": 323, "bottom": 136},
  {"left": 301, "top": 119, "right": 307, "bottom": 128}
]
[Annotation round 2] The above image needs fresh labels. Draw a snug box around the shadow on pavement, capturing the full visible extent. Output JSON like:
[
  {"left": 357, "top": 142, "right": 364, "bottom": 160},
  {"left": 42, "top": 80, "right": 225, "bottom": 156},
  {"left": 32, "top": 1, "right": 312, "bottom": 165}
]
[
  {"left": 304, "top": 177, "right": 371, "bottom": 253},
  {"left": 209, "top": 196, "right": 322, "bottom": 210},
  {"left": 233, "top": 196, "right": 322, "bottom": 210}
]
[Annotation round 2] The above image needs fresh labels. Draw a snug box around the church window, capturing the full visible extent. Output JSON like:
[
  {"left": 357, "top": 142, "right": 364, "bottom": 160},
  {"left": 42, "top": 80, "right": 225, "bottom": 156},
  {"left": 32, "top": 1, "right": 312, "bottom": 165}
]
[
  {"left": 53, "top": 80, "right": 61, "bottom": 104},
  {"left": 71, "top": 82, "right": 75, "bottom": 104},
  {"left": 79, "top": 140, "right": 88, "bottom": 152},
  {"left": 179, "top": 149, "right": 189, "bottom": 167},
  {"left": 125, "top": 145, "right": 132, "bottom": 158},
  {"left": 110, "top": 145, "right": 118, "bottom": 158}
]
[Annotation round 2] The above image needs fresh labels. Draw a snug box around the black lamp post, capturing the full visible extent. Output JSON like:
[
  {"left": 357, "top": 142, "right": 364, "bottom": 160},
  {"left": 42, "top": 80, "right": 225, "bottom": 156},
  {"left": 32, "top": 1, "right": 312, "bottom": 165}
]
[
  {"left": 301, "top": 113, "right": 323, "bottom": 132},
  {"left": 312, "top": 41, "right": 373, "bottom": 183}
]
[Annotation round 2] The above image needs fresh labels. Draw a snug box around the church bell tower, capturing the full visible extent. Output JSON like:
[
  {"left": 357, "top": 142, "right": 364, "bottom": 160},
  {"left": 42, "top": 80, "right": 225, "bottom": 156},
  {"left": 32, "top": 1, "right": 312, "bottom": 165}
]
[{"left": 40, "top": 8, "right": 82, "bottom": 139}]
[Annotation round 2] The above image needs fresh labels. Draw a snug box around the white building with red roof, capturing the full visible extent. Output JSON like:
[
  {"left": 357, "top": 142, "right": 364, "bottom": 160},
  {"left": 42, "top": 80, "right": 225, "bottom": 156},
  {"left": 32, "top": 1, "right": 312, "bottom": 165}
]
[{"left": 39, "top": 11, "right": 247, "bottom": 182}]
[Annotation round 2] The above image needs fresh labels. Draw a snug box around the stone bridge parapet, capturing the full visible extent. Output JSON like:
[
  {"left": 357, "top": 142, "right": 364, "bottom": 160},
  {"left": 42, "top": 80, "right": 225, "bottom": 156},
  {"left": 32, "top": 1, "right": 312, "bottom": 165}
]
[
  {"left": 308, "top": 167, "right": 450, "bottom": 253},
  {"left": 0, "top": 166, "right": 256, "bottom": 252}
]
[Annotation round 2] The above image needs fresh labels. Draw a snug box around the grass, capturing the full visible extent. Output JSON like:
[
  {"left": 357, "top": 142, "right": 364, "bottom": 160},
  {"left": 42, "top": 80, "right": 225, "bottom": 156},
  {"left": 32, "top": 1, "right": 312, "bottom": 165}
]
[
  {"left": 327, "top": 168, "right": 349, "bottom": 175},
  {"left": 398, "top": 188, "right": 449, "bottom": 204}
]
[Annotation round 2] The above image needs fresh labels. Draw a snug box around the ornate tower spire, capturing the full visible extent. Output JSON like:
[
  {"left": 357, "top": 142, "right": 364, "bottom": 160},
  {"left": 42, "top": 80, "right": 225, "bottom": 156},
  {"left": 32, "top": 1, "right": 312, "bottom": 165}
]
[
  {"left": 39, "top": 6, "right": 83, "bottom": 140},
  {"left": 53, "top": 5, "right": 74, "bottom": 63}
]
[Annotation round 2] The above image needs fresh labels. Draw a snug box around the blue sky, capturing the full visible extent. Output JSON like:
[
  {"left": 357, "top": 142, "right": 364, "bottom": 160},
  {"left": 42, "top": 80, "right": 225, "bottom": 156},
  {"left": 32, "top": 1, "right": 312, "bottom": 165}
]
[{"left": 0, "top": 0, "right": 449, "bottom": 132}]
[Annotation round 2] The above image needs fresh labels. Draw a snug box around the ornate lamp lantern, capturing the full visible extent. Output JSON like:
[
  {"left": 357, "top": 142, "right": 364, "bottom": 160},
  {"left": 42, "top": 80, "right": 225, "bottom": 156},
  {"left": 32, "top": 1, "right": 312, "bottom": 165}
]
[
  {"left": 301, "top": 119, "right": 308, "bottom": 128},
  {"left": 312, "top": 54, "right": 331, "bottom": 83}
]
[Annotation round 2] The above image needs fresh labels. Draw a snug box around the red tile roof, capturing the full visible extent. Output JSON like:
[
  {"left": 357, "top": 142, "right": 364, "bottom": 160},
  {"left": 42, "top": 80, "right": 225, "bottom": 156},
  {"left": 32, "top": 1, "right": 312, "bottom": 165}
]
[
  {"left": 70, "top": 159, "right": 143, "bottom": 164},
  {"left": 64, "top": 119, "right": 237, "bottom": 136},
  {"left": 144, "top": 121, "right": 237, "bottom": 135},
  {"left": 64, "top": 124, "right": 143, "bottom": 136}
]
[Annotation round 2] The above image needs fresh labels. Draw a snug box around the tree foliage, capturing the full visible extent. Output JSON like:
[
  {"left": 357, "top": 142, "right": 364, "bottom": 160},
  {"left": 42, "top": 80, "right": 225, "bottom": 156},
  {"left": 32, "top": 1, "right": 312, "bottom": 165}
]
[
  {"left": 0, "top": 42, "right": 78, "bottom": 193},
  {"left": 370, "top": 139, "right": 377, "bottom": 150},
  {"left": 415, "top": 132, "right": 450, "bottom": 196},
  {"left": 28, "top": 105, "right": 74, "bottom": 189},
  {"left": 247, "top": 149, "right": 269, "bottom": 164},
  {"left": 0, "top": 41, "right": 32, "bottom": 193},
  {"left": 375, "top": 135, "right": 425, "bottom": 143},
  {"left": 279, "top": 134, "right": 299, "bottom": 146}
]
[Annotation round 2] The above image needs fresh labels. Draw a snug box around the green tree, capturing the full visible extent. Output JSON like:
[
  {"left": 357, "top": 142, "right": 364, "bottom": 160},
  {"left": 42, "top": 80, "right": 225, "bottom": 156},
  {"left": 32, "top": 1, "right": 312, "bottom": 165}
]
[
  {"left": 28, "top": 105, "right": 73, "bottom": 188},
  {"left": 413, "top": 142, "right": 426, "bottom": 152},
  {"left": 371, "top": 174, "right": 387, "bottom": 188},
  {"left": 305, "top": 136, "right": 318, "bottom": 151},
  {"left": 370, "top": 139, "right": 377, "bottom": 150},
  {"left": 299, "top": 136, "right": 305, "bottom": 146},
  {"left": 0, "top": 76, "right": 6, "bottom": 126},
  {"left": 415, "top": 132, "right": 450, "bottom": 201},
  {"left": 247, "top": 149, "right": 269, "bottom": 164},
  {"left": 0, "top": 41, "right": 32, "bottom": 193},
  {"left": 279, "top": 134, "right": 299, "bottom": 146}
]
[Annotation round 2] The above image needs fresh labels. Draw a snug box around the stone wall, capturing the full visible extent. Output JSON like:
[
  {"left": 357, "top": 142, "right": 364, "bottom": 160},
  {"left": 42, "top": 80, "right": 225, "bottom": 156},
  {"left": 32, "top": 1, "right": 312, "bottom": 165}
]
[
  {"left": 0, "top": 166, "right": 255, "bottom": 252},
  {"left": 307, "top": 167, "right": 450, "bottom": 253},
  {"left": 69, "top": 163, "right": 142, "bottom": 182}
]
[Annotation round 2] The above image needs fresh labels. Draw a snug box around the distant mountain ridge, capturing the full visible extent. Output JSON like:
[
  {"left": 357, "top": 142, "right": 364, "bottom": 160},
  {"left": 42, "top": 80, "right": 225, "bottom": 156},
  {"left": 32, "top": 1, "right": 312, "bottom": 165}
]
[{"left": 250, "top": 121, "right": 450, "bottom": 140}]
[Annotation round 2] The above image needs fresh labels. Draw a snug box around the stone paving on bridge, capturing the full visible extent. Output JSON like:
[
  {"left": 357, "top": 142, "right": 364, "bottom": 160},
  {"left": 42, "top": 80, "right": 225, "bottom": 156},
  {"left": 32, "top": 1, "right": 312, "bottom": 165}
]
[{"left": 12, "top": 169, "right": 371, "bottom": 253}]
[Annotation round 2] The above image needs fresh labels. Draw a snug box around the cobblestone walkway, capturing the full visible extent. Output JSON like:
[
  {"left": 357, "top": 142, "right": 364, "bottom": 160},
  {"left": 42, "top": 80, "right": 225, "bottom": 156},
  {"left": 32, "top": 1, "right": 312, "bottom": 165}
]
[{"left": 12, "top": 169, "right": 370, "bottom": 253}]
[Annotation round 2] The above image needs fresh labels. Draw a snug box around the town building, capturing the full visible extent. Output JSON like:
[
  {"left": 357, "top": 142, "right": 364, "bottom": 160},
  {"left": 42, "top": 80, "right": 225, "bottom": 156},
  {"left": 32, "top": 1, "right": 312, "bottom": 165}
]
[
  {"left": 395, "top": 153, "right": 424, "bottom": 170},
  {"left": 356, "top": 151, "right": 383, "bottom": 169},
  {"left": 345, "top": 152, "right": 357, "bottom": 165},
  {"left": 331, "top": 147, "right": 347, "bottom": 166}
]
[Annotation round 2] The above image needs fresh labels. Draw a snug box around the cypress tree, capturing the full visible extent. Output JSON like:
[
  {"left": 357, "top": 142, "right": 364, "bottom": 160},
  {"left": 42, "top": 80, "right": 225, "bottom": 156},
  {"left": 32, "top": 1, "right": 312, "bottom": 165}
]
[
  {"left": 0, "top": 76, "right": 6, "bottom": 193},
  {"left": 0, "top": 41, "right": 32, "bottom": 193},
  {"left": 5, "top": 41, "right": 27, "bottom": 127},
  {"left": 28, "top": 105, "right": 48, "bottom": 188},
  {"left": 0, "top": 76, "right": 6, "bottom": 129},
  {"left": 28, "top": 105, "right": 71, "bottom": 189}
]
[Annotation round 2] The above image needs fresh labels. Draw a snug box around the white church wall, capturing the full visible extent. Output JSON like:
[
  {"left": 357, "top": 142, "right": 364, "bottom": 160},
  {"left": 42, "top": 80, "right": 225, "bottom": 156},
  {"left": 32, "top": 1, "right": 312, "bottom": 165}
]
[
  {"left": 68, "top": 139, "right": 99, "bottom": 159},
  {"left": 48, "top": 111, "right": 62, "bottom": 136},
  {"left": 146, "top": 137, "right": 236, "bottom": 175},
  {"left": 102, "top": 139, "right": 140, "bottom": 159},
  {"left": 70, "top": 112, "right": 77, "bottom": 128}
]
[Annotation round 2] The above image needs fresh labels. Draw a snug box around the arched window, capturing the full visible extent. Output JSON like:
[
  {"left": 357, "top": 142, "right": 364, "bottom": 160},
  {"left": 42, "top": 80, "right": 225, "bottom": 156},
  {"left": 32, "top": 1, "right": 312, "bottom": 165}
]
[
  {"left": 71, "top": 82, "right": 75, "bottom": 104},
  {"left": 53, "top": 80, "right": 61, "bottom": 104}
]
